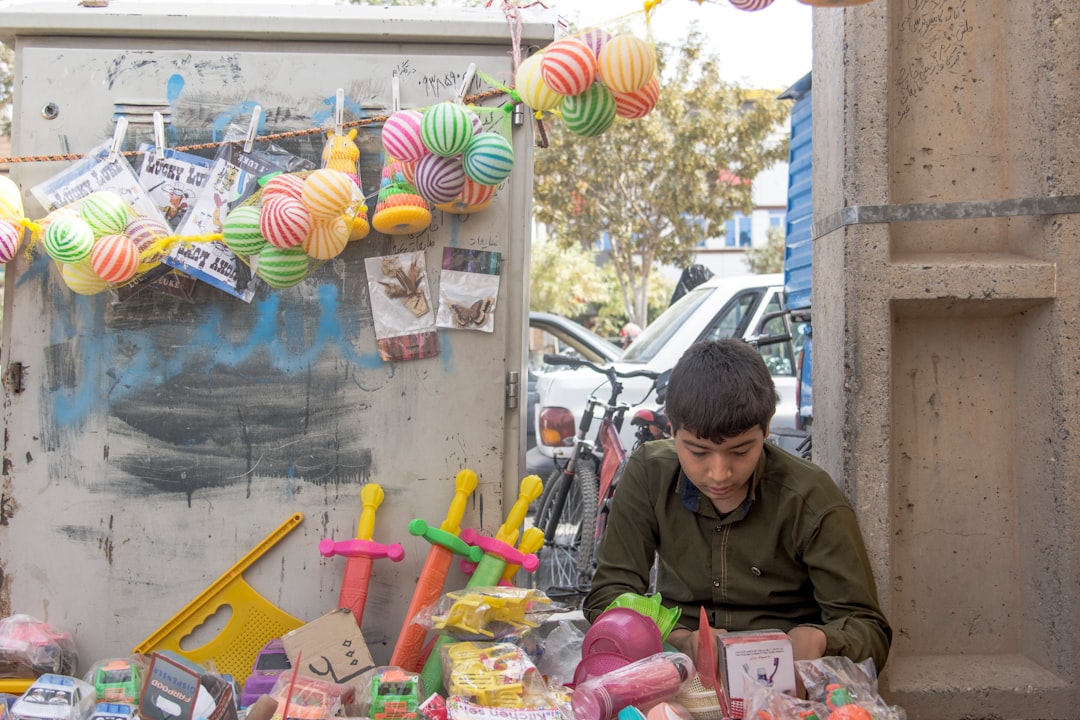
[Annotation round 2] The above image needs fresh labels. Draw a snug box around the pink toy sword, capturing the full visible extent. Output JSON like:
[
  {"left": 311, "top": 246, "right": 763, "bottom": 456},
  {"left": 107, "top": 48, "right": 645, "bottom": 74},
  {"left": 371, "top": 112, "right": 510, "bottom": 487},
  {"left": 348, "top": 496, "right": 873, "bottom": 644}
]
[
  {"left": 389, "top": 469, "right": 482, "bottom": 672},
  {"left": 318, "top": 483, "right": 405, "bottom": 626}
]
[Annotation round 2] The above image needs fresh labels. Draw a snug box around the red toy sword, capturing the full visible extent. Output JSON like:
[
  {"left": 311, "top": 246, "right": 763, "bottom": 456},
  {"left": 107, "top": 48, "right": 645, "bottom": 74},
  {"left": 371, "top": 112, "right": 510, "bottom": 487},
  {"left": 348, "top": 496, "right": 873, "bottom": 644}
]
[
  {"left": 389, "top": 469, "right": 482, "bottom": 672},
  {"left": 318, "top": 483, "right": 405, "bottom": 626}
]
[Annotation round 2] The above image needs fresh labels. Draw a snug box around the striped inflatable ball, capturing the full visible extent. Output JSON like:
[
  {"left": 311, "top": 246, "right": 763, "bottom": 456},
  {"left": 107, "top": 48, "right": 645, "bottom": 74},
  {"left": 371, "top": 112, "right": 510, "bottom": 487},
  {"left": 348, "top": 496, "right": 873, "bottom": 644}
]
[
  {"left": 90, "top": 233, "right": 139, "bottom": 283},
  {"left": 0, "top": 220, "right": 22, "bottom": 263},
  {"left": 222, "top": 206, "right": 269, "bottom": 256},
  {"left": 413, "top": 155, "right": 467, "bottom": 204},
  {"left": 255, "top": 246, "right": 309, "bottom": 288},
  {"left": 61, "top": 260, "right": 110, "bottom": 296},
  {"left": 613, "top": 75, "right": 660, "bottom": 119},
  {"left": 80, "top": 190, "right": 131, "bottom": 237},
  {"left": 597, "top": 34, "right": 656, "bottom": 94},
  {"left": 261, "top": 172, "right": 306, "bottom": 201},
  {"left": 436, "top": 178, "right": 497, "bottom": 215},
  {"left": 514, "top": 53, "right": 565, "bottom": 113},
  {"left": 303, "top": 216, "right": 350, "bottom": 260},
  {"left": 729, "top": 0, "right": 776, "bottom": 8},
  {"left": 382, "top": 109, "right": 430, "bottom": 163},
  {"left": 561, "top": 82, "right": 618, "bottom": 137},
  {"left": 540, "top": 38, "right": 597, "bottom": 97},
  {"left": 0, "top": 175, "right": 24, "bottom": 223},
  {"left": 579, "top": 27, "right": 612, "bottom": 57},
  {"left": 43, "top": 216, "right": 96, "bottom": 264},
  {"left": 259, "top": 196, "right": 313, "bottom": 249},
  {"left": 301, "top": 168, "right": 355, "bottom": 220},
  {"left": 124, "top": 216, "right": 171, "bottom": 268},
  {"left": 421, "top": 103, "right": 475, "bottom": 158},
  {"left": 462, "top": 133, "right": 515, "bottom": 186}
]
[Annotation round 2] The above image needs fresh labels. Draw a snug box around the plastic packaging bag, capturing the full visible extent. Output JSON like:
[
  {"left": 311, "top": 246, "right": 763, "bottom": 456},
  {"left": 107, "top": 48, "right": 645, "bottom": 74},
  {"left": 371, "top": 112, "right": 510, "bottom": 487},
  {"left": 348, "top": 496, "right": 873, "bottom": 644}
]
[
  {"left": 417, "top": 587, "right": 554, "bottom": 642},
  {"left": 0, "top": 614, "right": 79, "bottom": 678}
]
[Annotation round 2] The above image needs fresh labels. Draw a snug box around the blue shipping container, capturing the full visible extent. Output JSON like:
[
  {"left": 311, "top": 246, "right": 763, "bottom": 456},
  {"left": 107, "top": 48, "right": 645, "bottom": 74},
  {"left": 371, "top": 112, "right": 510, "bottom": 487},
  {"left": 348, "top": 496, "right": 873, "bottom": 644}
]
[{"left": 781, "top": 72, "right": 813, "bottom": 316}]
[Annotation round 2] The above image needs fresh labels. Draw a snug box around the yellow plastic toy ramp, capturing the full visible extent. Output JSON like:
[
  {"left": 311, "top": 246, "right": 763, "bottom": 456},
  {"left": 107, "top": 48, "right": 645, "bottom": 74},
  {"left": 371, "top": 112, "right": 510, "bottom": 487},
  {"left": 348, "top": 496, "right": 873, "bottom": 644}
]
[{"left": 133, "top": 512, "right": 305, "bottom": 685}]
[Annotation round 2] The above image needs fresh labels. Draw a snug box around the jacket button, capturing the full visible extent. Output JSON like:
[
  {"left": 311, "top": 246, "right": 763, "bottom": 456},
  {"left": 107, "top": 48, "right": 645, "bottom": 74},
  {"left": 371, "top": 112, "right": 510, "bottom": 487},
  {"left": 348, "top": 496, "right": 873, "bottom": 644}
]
[
  {"left": 751, "top": 567, "right": 762, "bottom": 576},
  {"left": 713, "top": 580, "right": 720, "bottom": 588},
  {"left": 715, "top": 526, "right": 722, "bottom": 532}
]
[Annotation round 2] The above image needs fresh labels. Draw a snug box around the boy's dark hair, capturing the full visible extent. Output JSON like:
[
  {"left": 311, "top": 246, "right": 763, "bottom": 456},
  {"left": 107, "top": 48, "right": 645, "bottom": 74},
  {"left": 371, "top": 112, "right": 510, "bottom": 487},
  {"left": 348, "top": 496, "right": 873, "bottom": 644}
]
[{"left": 664, "top": 339, "right": 778, "bottom": 441}]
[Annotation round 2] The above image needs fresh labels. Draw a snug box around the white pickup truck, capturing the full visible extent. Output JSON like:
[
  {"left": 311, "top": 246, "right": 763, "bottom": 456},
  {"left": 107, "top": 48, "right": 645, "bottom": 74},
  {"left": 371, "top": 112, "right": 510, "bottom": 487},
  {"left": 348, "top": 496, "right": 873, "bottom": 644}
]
[{"left": 531, "top": 273, "right": 802, "bottom": 470}]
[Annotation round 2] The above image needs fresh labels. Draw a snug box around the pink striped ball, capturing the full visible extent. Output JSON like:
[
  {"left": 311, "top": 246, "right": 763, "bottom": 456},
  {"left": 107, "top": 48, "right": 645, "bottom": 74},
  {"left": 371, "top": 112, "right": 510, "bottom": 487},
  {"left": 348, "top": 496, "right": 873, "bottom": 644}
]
[
  {"left": 259, "top": 195, "right": 313, "bottom": 249},
  {"left": 613, "top": 75, "right": 660, "bottom": 119},
  {"left": 381, "top": 110, "right": 430, "bottom": 163},
  {"left": 262, "top": 173, "right": 306, "bottom": 201},
  {"left": 540, "top": 38, "right": 598, "bottom": 97},
  {"left": 597, "top": 34, "right": 656, "bottom": 94},
  {"left": 578, "top": 28, "right": 612, "bottom": 57},
  {"left": 730, "top": 0, "right": 776, "bottom": 8},
  {"left": 413, "top": 154, "right": 467, "bottom": 205},
  {"left": 124, "top": 216, "right": 171, "bottom": 264},
  {"left": 0, "top": 220, "right": 22, "bottom": 263},
  {"left": 90, "top": 233, "right": 139, "bottom": 283}
]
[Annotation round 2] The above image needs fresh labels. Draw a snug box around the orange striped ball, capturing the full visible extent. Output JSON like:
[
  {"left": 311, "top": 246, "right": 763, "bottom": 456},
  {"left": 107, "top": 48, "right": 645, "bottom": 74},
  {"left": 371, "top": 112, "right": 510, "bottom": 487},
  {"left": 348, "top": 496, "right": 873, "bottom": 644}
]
[
  {"left": 90, "top": 233, "right": 139, "bottom": 283},
  {"left": 301, "top": 168, "right": 355, "bottom": 220},
  {"left": 613, "top": 75, "right": 660, "bottom": 119},
  {"left": 540, "top": 38, "right": 597, "bottom": 97},
  {"left": 260, "top": 196, "right": 313, "bottom": 249},
  {"left": 597, "top": 34, "right": 656, "bottom": 94},
  {"left": 262, "top": 173, "right": 306, "bottom": 201}
]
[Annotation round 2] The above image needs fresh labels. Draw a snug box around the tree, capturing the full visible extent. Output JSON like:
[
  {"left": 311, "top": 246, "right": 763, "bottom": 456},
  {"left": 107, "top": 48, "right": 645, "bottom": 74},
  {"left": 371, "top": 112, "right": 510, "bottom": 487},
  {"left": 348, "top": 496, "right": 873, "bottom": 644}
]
[
  {"left": 532, "top": 29, "right": 791, "bottom": 326},
  {"left": 1, "top": 43, "right": 12, "bottom": 137},
  {"left": 744, "top": 224, "right": 785, "bottom": 274}
]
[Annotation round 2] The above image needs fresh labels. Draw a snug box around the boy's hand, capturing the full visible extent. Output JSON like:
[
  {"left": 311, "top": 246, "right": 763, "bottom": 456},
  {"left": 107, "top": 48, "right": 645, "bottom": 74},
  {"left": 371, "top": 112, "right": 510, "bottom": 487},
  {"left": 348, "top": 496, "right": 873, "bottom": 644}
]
[
  {"left": 667, "top": 626, "right": 726, "bottom": 676},
  {"left": 787, "top": 626, "right": 827, "bottom": 661}
]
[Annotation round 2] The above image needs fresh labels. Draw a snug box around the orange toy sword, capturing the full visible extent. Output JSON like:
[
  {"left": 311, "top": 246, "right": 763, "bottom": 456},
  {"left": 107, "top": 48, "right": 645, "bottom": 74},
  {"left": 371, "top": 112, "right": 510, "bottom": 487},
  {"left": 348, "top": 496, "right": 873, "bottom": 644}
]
[
  {"left": 389, "top": 469, "right": 482, "bottom": 672},
  {"left": 318, "top": 483, "right": 405, "bottom": 626}
]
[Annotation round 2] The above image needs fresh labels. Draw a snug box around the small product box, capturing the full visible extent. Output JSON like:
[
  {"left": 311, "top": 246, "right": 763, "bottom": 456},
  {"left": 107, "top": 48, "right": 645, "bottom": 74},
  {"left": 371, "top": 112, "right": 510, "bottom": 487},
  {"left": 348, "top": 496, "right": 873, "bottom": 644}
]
[{"left": 716, "top": 630, "right": 796, "bottom": 719}]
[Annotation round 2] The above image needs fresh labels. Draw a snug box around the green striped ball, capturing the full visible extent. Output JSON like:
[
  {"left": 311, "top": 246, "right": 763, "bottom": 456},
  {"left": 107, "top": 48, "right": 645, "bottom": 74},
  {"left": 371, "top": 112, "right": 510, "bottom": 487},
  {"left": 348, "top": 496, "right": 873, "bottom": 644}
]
[
  {"left": 561, "top": 82, "right": 617, "bottom": 137},
  {"left": 255, "top": 246, "right": 309, "bottom": 289},
  {"left": 421, "top": 103, "right": 475, "bottom": 158},
  {"left": 222, "top": 206, "right": 269, "bottom": 257},
  {"left": 462, "top": 132, "right": 515, "bottom": 186},
  {"left": 80, "top": 191, "right": 130, "bottom": 237},
  {"left": 43, "top": 216, "right": 96, "bottom": 264}
]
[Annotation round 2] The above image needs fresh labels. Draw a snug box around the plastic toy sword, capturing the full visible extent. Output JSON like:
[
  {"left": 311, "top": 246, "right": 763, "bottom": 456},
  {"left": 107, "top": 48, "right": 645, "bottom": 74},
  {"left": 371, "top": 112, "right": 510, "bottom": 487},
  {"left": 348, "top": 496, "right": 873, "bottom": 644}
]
[
  {"left": 318, "top": 483, "right": 405, "bottom": 626},
  {"left": 389, "top": 469, "right": 483, "bottom": 672},
  {"left": 418, "top": 474, "right": 544, "bottom": 694}
]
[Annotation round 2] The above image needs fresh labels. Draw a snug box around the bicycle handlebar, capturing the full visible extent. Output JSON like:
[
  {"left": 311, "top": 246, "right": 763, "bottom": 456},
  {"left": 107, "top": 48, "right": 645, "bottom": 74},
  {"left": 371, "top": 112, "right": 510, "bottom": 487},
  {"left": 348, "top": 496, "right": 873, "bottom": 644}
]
[{"left": 542, "top": 354, "right": 662, "bottom": 381}]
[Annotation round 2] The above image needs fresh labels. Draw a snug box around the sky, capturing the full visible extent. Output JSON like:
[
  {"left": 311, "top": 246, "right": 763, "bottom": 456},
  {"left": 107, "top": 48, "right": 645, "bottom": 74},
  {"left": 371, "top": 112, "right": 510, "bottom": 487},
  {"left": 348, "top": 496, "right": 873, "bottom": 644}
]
[{"left": 538, "top": 0, "right": 813, "bottom": 91}]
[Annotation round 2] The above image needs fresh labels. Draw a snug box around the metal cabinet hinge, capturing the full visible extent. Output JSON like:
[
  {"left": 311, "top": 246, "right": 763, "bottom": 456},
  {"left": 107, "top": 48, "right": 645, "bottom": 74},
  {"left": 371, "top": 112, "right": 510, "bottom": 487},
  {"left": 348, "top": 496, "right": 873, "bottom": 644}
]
[{"left": 506, "top": 371, "right": 519, "bottom": 409}]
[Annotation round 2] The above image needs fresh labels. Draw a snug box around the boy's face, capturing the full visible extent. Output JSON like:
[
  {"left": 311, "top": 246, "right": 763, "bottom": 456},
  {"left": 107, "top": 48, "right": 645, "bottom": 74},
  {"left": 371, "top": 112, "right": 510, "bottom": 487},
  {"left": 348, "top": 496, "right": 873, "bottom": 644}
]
[{"left": 674, "top": 424, "right": 768, "bottom": 514}]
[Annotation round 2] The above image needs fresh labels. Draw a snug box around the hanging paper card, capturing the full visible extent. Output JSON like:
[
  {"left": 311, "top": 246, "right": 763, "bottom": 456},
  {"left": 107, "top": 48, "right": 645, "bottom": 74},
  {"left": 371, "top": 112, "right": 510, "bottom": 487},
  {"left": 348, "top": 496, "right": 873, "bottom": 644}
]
[
  {"left": 137, "top": 144, "right": 214, "bottom": 230},
  {"left": 30, "top": 139, "right": 167, "bottom": 223},
  {"left": 364, "top": 251, "right": 439, "bottom": 362},
  {"left": 436, "top": 247, "right": 501, "bottom": 333}
]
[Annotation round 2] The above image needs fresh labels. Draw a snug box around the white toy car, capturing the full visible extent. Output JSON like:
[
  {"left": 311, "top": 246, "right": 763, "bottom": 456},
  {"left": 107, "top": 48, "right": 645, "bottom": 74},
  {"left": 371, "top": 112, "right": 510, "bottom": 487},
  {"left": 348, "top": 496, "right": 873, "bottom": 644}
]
[{"left": 12, "top": 675, "right": 96, "bottom": 720}]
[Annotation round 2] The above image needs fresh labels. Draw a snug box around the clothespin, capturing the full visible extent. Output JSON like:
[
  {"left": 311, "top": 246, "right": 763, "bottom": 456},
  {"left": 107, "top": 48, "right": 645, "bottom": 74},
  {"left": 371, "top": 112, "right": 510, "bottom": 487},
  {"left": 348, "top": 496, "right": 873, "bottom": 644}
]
[
  {"left": 454, "top": 63, "right": 478, "bottom": 104},
  {"left": 243, "top": 105, "right": 262, "bottom": 153},
  {"left": 107, "top": 116, "right": 128, "bottom": 164},
  {"left": 334, "top": 88, "right": 345, "bottom": 136},
  {"left": 152, "top": 111, "right": 166, "bottom": 162},
  {"left": 391, "top": 76, "right": 401, "bottom": 114}
]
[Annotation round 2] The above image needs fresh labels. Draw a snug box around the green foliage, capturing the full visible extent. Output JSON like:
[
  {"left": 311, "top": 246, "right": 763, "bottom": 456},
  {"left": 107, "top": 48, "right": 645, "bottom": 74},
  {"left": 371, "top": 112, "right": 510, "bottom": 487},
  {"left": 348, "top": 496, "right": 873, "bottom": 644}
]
[
  {"left": 533, "top": 27, "right": 790, "bottom": 326},
  {"left": 1, "top": 43, "right": 12, "bottom": 137},
  {"left": 744, "top": 225, "right": 786, "bottom": 274}
]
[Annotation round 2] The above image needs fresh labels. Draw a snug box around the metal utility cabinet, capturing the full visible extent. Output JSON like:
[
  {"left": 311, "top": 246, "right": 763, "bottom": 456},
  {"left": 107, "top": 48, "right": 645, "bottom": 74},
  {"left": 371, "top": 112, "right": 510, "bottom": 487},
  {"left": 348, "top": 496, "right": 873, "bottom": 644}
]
[{"left": 0, "top": 4, "right": 554, "bottom": 670}]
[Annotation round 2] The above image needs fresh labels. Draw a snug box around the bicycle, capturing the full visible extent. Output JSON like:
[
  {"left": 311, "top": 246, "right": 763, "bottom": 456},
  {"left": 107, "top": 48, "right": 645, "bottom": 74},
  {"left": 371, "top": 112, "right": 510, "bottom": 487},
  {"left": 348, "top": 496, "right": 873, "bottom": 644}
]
[{"left": 530, "top": 355, "right": 661, "bottom": 602}]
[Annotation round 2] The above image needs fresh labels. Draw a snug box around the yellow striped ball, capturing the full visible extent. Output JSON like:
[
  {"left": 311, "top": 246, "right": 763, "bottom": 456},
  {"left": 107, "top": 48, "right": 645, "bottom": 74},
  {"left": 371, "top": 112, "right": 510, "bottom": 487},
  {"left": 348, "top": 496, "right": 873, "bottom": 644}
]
[
  {"left": 597, "top": 34, "right": 656, "bottom": 94},
  {"left": 0, "top": 176, "right": 24, "bottom": 222},
  {"left": 303, "top": 216, "right": 349, "bottom": 260},
  {"left": 300, "top": 168, "right": 355, "bottom": 220},
  {"left": 61, "top": 260, "right": 110, "bottom": 295},
  {"left": 515, "top": 53, "right": 565, "bottom": 112}
]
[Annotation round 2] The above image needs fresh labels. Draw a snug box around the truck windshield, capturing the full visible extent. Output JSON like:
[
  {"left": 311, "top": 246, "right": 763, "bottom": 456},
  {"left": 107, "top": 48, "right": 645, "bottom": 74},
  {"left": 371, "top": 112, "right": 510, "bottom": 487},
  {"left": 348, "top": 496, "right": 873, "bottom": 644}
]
[{"left": 622, "top": 285, "right": 714, "bottom": 362}]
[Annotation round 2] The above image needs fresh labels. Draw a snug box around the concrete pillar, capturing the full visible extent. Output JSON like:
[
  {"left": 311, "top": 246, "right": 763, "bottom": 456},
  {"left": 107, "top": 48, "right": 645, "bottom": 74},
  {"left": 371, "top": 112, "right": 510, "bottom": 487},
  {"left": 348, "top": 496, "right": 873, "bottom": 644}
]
[{"left": 812, "top": 2, "right": 1080, "bottom": 718}]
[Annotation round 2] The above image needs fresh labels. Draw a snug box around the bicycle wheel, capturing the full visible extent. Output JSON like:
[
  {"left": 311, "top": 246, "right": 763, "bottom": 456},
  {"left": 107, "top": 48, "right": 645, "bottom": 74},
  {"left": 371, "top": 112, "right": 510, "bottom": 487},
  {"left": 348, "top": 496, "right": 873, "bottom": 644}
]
[
  {"left": 572, "top": 460, "right": 599, "bottom": 587},
  {"left": 532, "top": 461, "right": 598, "bottom": 599}
]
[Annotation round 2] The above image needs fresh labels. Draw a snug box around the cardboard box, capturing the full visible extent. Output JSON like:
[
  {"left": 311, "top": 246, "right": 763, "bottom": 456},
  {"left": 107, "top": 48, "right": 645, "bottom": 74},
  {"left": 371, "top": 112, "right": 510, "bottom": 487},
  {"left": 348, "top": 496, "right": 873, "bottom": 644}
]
[
  {"left": 139, "top": 651, "right": 237, "bottom": 720},
  {"left": 716, "top": 630, "right": 796, "bottom": 719},
  {"left": 281, "top": 608, "right": 375, "bottom": 686}
]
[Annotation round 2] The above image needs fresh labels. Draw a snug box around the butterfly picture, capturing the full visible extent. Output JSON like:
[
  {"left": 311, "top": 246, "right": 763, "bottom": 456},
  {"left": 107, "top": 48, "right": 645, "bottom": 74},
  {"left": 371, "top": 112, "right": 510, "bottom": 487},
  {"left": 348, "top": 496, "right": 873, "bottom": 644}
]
[{"left": 449, "top": 296, "right": 494, "bottom": 328}]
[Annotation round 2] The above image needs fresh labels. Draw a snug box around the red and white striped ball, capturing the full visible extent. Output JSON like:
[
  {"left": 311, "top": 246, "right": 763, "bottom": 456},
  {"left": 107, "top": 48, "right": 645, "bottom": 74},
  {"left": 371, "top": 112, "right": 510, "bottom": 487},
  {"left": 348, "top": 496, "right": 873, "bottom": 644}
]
[
  {"left": 0, "top": 220, "right": 22, "bottom": 263},
  {"left": 436, "top": 178, "right": 497, "bottom": 215},
  {"left": 90, "top": 233, "right": 139, "bottom": 283},
  {"left": 259, "top": 195, "right": 313, "bottom": 249},
  {"left": 540, "top": 38, "right": 597, "bottom": 97},
  {"left": 579, "top": 27, "right": 612, "bottom": 57},
  {"left": 303, "top": 216, "right": 350, "bottom": 260},
  {"left": 613, "top": 75, "right": 660, "bottom": 119},
  {"left": 381, "top": 109, "right": 430, "bottom": 163},
  {"left": 262, "top": 173, "right": 306, "bottom": 201},
  {"left": 514, "top": 53, "right": 565, "bottom": 113},
  {"left": 301, "top": 168, "right": 355, "bottom": 220},
  {"left": 597, "top": 34, "right": 656, "bottom": 94},
  {"left": 413, "top": 154, "right": 467, "bottom": 205},
  {"left": 730, "top": 0, "right": 775, "bottom": 8}
]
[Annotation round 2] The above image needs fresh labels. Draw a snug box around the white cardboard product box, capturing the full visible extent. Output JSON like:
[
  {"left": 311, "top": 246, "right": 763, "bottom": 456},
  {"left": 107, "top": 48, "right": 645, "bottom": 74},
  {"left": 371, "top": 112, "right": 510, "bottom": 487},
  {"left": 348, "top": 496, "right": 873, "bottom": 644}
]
[{"left": 716, "top": 630, "right": 797, "bottom": 719}]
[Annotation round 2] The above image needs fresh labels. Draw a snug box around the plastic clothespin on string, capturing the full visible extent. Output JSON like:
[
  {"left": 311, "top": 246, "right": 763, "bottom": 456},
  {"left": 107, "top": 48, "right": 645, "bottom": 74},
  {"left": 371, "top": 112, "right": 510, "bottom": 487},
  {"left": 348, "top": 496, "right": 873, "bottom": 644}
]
[
  {"left": 152, "top": 111, "right": 166, "bottom": 162},
  {"left": 454, "top": 63, "right": 478, "bottom": 104},
  {"left": 334, "top": 88, "right": 345, "bottom": 136},
  {"left": 107, "top": 116, "right": 128, "bottom": 164},
  {"left": 243, "top": 105, "right": 263, "bottom": 153}
]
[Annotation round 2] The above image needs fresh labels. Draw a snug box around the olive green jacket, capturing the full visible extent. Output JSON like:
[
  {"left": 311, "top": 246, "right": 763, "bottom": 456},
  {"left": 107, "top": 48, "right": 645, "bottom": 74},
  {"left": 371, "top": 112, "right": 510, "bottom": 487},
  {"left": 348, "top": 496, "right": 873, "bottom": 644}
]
[{"left": 582, "top": 440, "right": 892, "bottom": 672}]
